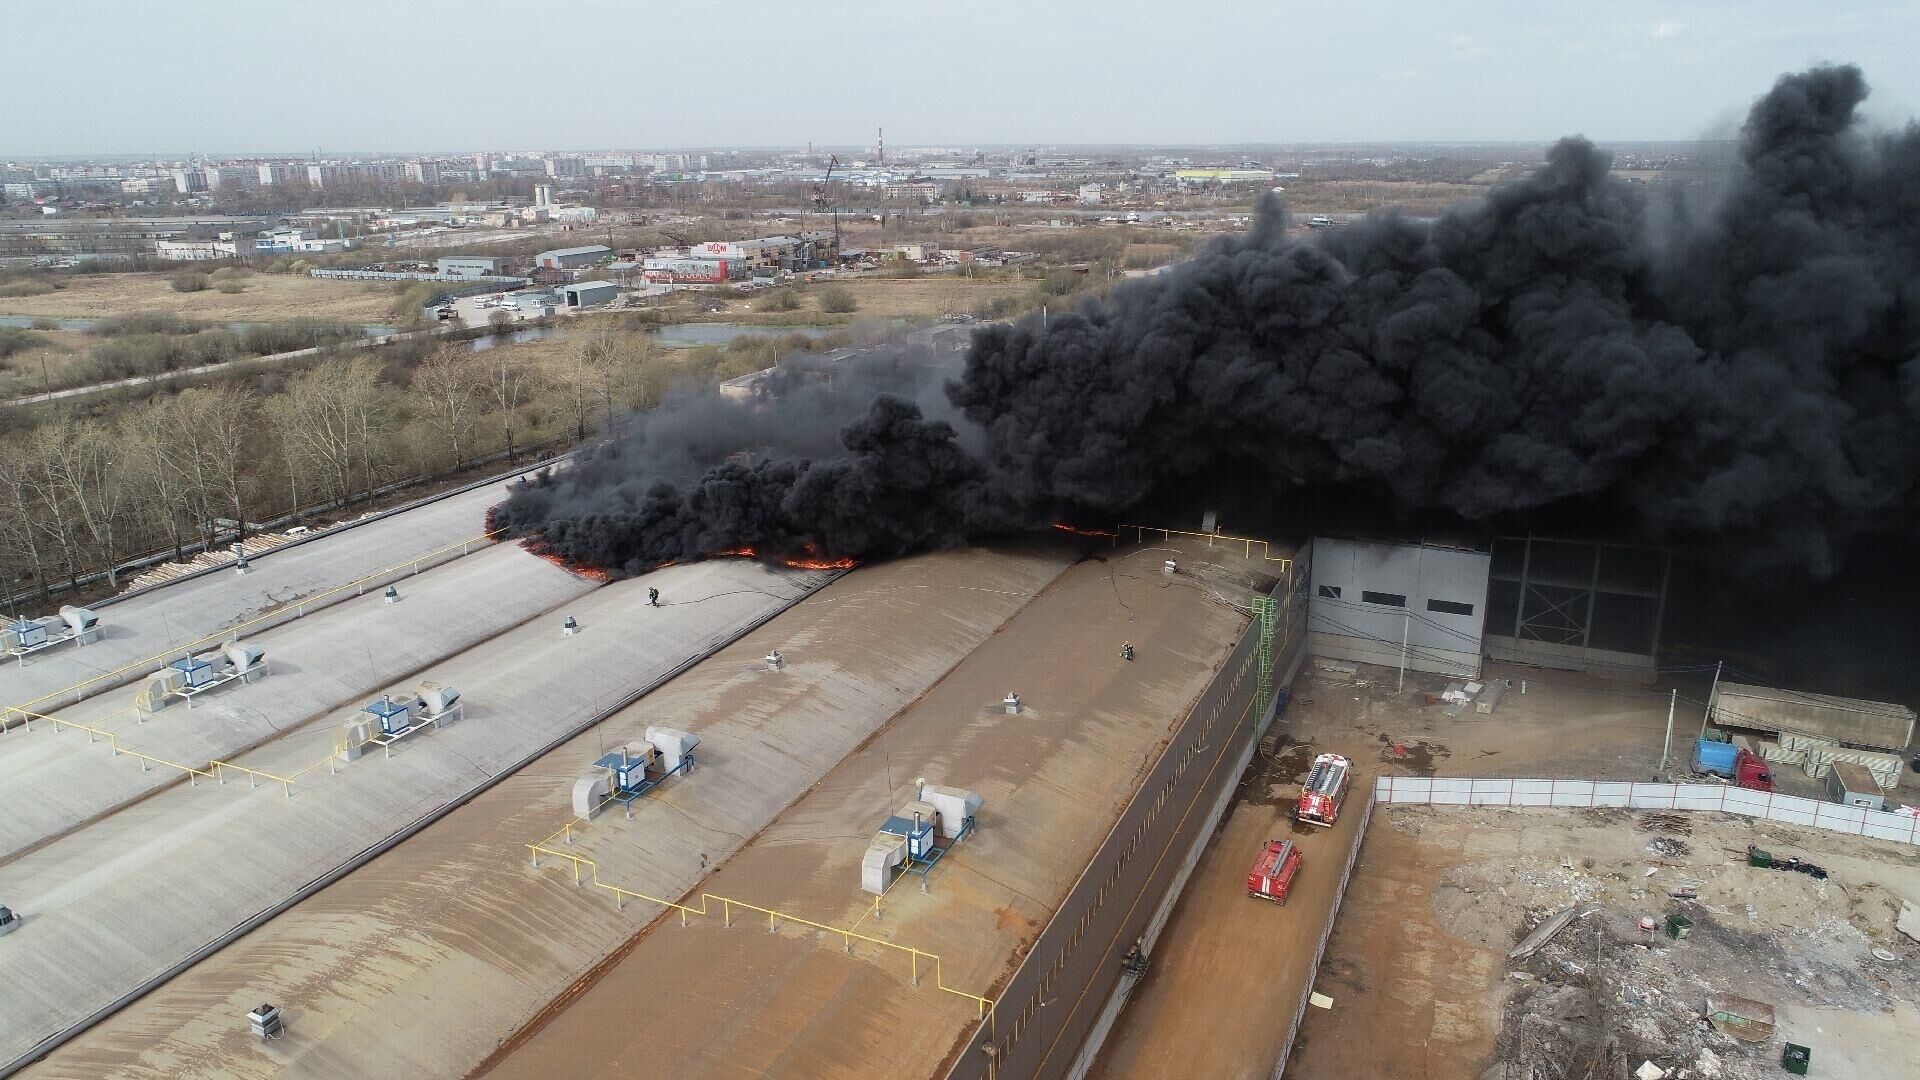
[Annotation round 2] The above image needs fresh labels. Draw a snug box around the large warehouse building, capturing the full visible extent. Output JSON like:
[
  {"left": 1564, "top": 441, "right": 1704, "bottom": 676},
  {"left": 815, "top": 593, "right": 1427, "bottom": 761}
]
[{"left": 1303, "top": 536, "right": 1490, "bottom": 678}]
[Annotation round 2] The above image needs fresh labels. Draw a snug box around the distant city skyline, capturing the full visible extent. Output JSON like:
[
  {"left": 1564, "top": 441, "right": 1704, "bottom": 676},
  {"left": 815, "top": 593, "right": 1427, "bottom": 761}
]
[{"left": 10, "top": 0, "right": 1919, "bottom": 156}]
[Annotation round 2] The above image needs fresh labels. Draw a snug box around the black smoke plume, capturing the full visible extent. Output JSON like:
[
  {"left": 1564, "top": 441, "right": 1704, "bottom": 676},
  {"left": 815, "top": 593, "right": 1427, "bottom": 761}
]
[{"left": 503, "top": 65, "right": 1920, "bottom": 578}]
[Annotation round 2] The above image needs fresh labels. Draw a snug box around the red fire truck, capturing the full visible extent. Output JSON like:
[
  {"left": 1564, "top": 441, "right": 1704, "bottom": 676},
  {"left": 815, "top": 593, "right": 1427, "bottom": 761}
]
[
  {"left": 1295, "top": 752, "right": 1351, "bottom": 828},
  {"left": 1247, "top": 839, "right": 1304, "bottom": 903}
]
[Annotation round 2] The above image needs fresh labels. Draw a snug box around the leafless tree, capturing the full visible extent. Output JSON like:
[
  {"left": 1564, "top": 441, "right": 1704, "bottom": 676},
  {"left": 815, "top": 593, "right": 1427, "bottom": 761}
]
[
  {"left": 412, "top": 345, "right": 483, "bottom": 467},
  {"left": 484, "top": 351, "right": 540, "bottom": 465}
]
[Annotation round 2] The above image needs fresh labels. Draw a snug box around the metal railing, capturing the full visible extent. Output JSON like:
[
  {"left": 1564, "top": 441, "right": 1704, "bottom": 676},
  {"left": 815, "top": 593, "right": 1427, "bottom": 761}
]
[
  {"left": 1117, "top": 524, "right": 1292, "bottom": 569},
  {"left": 3, "top": 529, "right": 506, "bottom": 723},
  {"left": 524, "top": 823, "right": 996, "bottom": 1021},
  {"left": 0, "top": 706, "right": 214, "bottom": 784}
]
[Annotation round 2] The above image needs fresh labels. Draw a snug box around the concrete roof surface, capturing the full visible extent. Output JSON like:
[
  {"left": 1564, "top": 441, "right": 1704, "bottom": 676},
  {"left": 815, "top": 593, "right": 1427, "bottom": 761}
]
[{"left": 31, "top": 542, "right": 1072, "bottom": 1080}]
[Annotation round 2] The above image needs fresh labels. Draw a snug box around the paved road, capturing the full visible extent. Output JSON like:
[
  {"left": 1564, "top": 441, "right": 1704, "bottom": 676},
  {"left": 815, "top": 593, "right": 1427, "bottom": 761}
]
[
  {"left": 3, "top": 325, "right": 456, "bottom": 408},
  {"left": 0, "top": 469, "right": 526, "bottom": 716}
]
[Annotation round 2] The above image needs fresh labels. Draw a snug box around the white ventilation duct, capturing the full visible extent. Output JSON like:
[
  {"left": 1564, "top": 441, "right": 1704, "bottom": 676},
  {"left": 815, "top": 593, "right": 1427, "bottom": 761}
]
[
  {"left": 645, "top": 726, "right": 699, "bottom": 773},
  {"left": 571, "top": 773, "right": 610, "bottom": 818},
  {"left": 918, "top": 785, "right": 984, "bottom": 839},
  {"left": 417, "top": 682, "right": 461, "bottom": 717}
]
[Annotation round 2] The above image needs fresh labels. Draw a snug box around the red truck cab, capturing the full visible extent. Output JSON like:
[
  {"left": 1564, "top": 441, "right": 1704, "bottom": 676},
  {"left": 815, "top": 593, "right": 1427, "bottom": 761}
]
[
  {"left": 1735, "top": 749, "right": 1773, "bottom": 792},
  {"left": 1247, "top": 839, "right": 1303, "bottom": 903}
]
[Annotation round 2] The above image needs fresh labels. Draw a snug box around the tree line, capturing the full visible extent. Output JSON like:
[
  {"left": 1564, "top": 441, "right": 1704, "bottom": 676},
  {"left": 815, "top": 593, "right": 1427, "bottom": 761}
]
[{"left": 0, "top": 327, "right": 670, "bottom": 605}]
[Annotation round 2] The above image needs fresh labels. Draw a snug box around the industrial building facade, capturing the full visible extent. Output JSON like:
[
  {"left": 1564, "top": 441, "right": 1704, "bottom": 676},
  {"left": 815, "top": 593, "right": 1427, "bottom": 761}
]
[
  {"left": 437, "top": 256, "right": 506, "bottom": 277},
  {"left": 1303, "top": 536, "right": 1490, "bottom": 678},
  {"left": 1483, "top": 536, "right": 1670, "bottom": 675},
  {"left": 562, "top": 281, "right": 618, "bottom": 308}
]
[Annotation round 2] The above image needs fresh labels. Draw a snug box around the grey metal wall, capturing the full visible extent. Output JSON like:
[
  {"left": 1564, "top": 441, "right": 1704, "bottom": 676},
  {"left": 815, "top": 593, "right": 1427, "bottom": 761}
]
[
  {"left": 945, "top": 574, "right": 1296, "bottom": 1080},
  {"left": 1306, "top": 537, "right": 1488, "bottom": 677}
]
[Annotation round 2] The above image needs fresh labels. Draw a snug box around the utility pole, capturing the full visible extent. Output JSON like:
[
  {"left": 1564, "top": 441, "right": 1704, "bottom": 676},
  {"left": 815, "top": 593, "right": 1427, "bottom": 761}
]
[
  {"left": 1699, "top": 660, "right": 1723, "bottom": 741},
  {"left": 1397, "top": 610, "right": 1410, "bottom": 691},
  {"left": 1659, "top": 688, "right": 1677, "bottom": 772}
]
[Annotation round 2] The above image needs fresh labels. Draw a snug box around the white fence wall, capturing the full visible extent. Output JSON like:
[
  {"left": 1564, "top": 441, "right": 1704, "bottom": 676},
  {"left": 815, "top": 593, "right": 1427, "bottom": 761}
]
[{"left": 1373, "top": 776, "right": 1920, "bottom": 847}]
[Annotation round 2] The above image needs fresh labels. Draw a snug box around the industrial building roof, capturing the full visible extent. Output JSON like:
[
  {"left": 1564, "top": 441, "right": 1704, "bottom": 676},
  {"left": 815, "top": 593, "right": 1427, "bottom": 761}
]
[
  {"left": 538, "top": 244, "right": 611, "bottom": 259},
  {"left": 567, "top": 280, "right": 617, "bottom": 290},
  {"left": 1710, "top": 681, "right": 1917, "bottom": 752}
]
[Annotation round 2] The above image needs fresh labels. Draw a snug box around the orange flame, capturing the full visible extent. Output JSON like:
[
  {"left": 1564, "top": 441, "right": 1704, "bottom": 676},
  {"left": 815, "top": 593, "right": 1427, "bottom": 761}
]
[
  {"left": 518, "top": 539, "right": 612, "bottom": 583},
  {"left": 781, "top": 555, "right": 859, "bottom": 570},
  {"left": 1052, "top": 522, "right": 1115, "bottom": 538},
  {"left": 714, "top": 542, "right": 857, "bottom": 571}
]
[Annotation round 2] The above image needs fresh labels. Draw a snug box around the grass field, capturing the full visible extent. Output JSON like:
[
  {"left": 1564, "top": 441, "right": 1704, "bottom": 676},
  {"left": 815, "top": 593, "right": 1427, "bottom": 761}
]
[
  {"left": 0, "top": 328, "right": 91, "bottom": 398},
  {"left": 795, "top": 276, "right": 1034, "bottom": 318},
  {"left": 0, "top": 272, "right": 400, "bottom": 323}
]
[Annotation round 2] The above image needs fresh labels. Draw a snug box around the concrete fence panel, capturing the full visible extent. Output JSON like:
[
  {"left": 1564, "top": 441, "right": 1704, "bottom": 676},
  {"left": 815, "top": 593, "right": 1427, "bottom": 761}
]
[{"left": 1373, "top": 776, "right": 1920, "bottom": 847}]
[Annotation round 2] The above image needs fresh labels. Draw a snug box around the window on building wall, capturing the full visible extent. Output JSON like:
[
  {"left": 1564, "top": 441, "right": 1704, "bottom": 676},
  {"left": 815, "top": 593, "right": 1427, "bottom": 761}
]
[
  {"left": 1361, "top": 590, "right": 1407, "bottom": 607},
  {"left": 1427, "top": 598, "right": 1475, "bottom": 617},
  {"left": 1317, "top": 585, "right": 1341, "bottom": 599}
]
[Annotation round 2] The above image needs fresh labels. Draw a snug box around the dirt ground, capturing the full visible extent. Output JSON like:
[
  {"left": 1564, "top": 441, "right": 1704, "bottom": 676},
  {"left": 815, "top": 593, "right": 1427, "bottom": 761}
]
[
  {"left": 1300, "top": 806, "right": 1920, "bottom": 1080},
  {"left": 0, "top": 272, "right": 397, "bottom": 322},
  {"left": 480, "top": 540, "right": 1264, "bottom": 1080},
  {"left": 1092, "top": 656, "right": 1816, "bottom": 1080},
  {"left": 1236, "top": 657, "right": 1912, "bottom": 1076},
  {"left": 1089, "top": 739, "right": 1367, "bottom": 1080}
]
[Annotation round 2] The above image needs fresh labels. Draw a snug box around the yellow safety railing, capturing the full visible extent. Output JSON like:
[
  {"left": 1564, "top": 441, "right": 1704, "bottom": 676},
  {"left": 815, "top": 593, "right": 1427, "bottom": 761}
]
[
  {"left": 3, "top": 528, "right": 507, "bottom": 726},
  {"left": 3, "top": 700, "right": 382, "bottom": 798},
  {"left": 0, "top": 705, "right": 214, "bottom": 783},
  {"left": 524, "top": 835, "right": 996, "bottom": 1024},
  {"left": 1117, "top": 524, "right": 1292, "bottom": 569}
]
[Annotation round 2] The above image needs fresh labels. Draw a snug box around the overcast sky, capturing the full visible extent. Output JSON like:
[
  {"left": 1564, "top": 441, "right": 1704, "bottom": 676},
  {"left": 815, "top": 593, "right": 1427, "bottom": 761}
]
[{"left": 9, "top": 0, "right": 1918, "bottom": 156}]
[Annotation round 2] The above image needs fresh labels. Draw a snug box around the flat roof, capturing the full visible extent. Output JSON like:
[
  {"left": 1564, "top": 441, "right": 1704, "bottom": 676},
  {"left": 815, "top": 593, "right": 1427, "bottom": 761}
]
[
  {"left": 488, "top": 539, "right": 1256, "bottom": 1080},
  {"left": 1711, "top": 681, "right": 1916, "bottom": 752},
  {"left": 566, "top": 280, "right": 617, "bottom": 291},
  {"left": 1, "top": 557, "right": 819, "bottom": 1073},
  {"left": 35, "top": 544, "right": 1075, "bottom": 1078},
  {"left": 538, "top": 244, "right": 611, "bottom": 258},
  {"left": 0, "top": 472, "right": 524, "bottom": 720}
]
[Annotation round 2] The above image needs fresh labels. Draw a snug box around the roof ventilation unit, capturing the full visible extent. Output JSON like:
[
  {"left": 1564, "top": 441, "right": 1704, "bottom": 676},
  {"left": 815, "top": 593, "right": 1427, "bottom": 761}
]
[
  {"left": 574, "top": 725, "right": 700, "bottom": 818},
  {"left": 765, "top": 649, "right": 785, "bottom": 671},
  {"left": 345, "top": 684, "right": 462, "bottom": 760},
  {"left": 0, "top": 905, "right": 17, "bottom": 937},
  {"left": 247, "top": 1003, "right": 284, "bottom": 1041},
  {"left": 140, "top": 641, "right": 268, "bottom": 711},
  {"left": 1003, "top": 692, "right": 1021, "bottom": 715},
  {"left": 4, "top": 606, "right": 100, "bottom": 664},
  {"left": 861, "top": 779, "right": 980, "bottom": 895}
]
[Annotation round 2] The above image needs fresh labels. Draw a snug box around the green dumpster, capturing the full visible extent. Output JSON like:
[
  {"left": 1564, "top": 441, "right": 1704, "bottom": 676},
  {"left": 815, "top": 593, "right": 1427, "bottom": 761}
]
[
  {"left": 1782, "top": 1042, "right": 1811, "bottom": 1075},
  {"left": 1748, "top": 846, "right": 1773, "bottom": 868},
  {"left": 1665, "top": 913, "right": 1692, "bottom": 939}
]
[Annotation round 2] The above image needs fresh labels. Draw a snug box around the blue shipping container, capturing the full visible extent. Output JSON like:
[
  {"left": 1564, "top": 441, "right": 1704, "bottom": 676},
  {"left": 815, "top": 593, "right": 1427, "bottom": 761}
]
[{"left": 1693, "top": 738, "right": 1739, "bottom": 777}]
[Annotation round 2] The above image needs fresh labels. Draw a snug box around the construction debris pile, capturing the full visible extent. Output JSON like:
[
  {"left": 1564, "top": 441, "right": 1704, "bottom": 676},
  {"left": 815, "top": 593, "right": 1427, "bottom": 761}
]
[{"left": 1410, "top": 808, "right": 1920, "bottom": 1080}]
